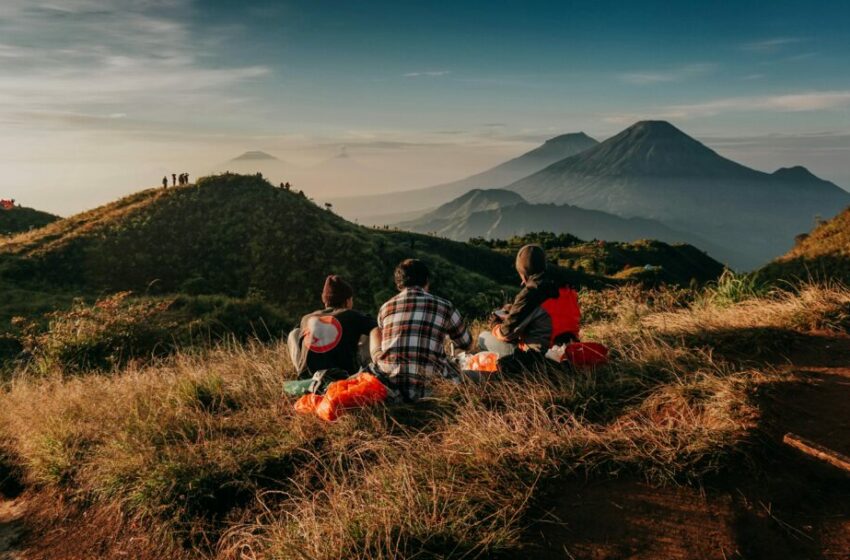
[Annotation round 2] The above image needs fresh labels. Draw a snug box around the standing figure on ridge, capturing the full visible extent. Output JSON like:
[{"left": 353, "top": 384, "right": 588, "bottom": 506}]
[
  {"left": 162, "top": 176, "right": 168, "bottom": 189},
  {"left": 172, "top": 173, "right": 177, "bottom": 187}
]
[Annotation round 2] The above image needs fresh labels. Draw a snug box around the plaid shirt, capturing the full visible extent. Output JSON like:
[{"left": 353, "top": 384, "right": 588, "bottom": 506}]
[{"left": 376, "top": 287, "right": 472, "bottom": 401}]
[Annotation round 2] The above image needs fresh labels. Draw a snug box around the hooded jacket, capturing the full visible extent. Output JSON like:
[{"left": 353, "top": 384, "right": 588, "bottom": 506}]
[{"left": 496, "top": 272, "right": 566, "bottom": 350}]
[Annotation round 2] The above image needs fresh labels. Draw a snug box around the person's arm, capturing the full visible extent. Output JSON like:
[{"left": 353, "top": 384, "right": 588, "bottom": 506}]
[
  {"left": 445, "top": 307, "right": 472, "bottom": 351},
  {"left": 496, "top": 286, "right": 537, "bottom": 343},
  {"left": 369, "top": 327, "right": 383, "bottom": 363}
]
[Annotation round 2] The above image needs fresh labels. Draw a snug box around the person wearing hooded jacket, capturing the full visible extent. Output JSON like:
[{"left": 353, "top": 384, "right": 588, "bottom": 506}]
[{"left": 478, "top": 244, "right": 579, "bottom": 358}]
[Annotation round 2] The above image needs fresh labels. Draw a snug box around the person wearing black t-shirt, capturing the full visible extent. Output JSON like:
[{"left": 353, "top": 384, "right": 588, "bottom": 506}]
[{"left": 287, "top": 275, "right": 377, "bottom": 378}]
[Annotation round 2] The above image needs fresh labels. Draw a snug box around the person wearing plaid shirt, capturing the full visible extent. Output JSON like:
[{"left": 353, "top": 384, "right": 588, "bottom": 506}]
[{"left": 371, "top": 259, "right": 472, "bottom": 401}]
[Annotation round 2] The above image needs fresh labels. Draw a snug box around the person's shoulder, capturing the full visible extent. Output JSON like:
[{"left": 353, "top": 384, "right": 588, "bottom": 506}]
[
  {"left": 379, "top": 292, "right": 403, "bottom": 312},
  {"left": 427, "top": 291, "right": 458, "bottom": 311},
  {"left": 340, "top": 308, "right": 374, "bottom": 320},
  {"left": 302, "top": 308, "right": 326, "bottom": 320}
]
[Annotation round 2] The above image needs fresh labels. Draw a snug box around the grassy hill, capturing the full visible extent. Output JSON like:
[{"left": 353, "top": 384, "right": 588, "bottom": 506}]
[
  {"left": 757, "top": 206, "right": 850, "bottom": 283},
  {"left": 473, "top": 233, "right": 725, "bottom": 286},
  {"left": 1, "top": 277, "right": 849, "bottom": 558},
  {"left": 0, "top": 174, "right": 530, "bottom": 315},
  {"left": 0, "top": 206, "right": 58, "bottom": 236},
  {"left": 0, "top": 174, "right": 606, "bottom": 369}
]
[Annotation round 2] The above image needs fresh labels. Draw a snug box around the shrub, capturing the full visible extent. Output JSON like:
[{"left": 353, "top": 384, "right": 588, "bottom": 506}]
[{"left": 18, "top": 292, "right": 295, "bottom": 374}]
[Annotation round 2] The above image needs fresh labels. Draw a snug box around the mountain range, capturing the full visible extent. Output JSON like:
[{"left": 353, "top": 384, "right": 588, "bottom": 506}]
[
  {"left": 396, "top": 188, "right": 732, "bottom": 259},
  {"left": 330, "top": 133, "right": 599, "bottom": 222},
  {"left": 505, "top": 121, "right": 850, "bottom": 268}
]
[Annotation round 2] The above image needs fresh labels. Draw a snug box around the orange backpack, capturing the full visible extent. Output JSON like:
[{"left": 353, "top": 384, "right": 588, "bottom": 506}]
[{"left": 294, "top": 372, "right": 388, "bottom": 422}]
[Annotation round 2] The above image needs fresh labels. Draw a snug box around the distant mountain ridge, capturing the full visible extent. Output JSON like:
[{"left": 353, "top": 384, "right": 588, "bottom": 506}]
[
  {"left": 231, "top": 151, "right": 279, "bottom": 161},
  {"left": 507, "top": 121, "right": 850, "bottom": 268},
  {"left": 331, "top": 132, "right": 599, "bottom": 222},
  {"left": 396, "top": 188, "right": 731, "bottom": 260}
]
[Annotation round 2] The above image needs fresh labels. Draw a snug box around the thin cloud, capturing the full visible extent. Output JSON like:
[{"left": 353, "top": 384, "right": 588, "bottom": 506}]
[
  {"left": 0, "top": 0, "right": 270, "bottom": 132},
  {"left": 619, "top": 63, "right": 716, "bottom": 85},
  {"left": 669, "top": 91, "right": 850, "bottom": 116},
  {"left": 403, "top": 70, "right": 451, "bottom": 77},
  {"left": 602, "top": 91, "right": 850, "bottom": 123},
  {"left": 742, "top": 37, "right": 804, "bottom": 52}
]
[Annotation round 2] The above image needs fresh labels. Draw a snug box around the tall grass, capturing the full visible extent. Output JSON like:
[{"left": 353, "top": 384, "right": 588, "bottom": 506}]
[{"left": 0, "top": 282, "right": 847, "bottom": 559}]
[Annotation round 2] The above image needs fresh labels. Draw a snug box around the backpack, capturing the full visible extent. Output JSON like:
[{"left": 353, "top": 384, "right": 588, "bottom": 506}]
[{"left": 307, "top": 368, "right": 351, "bottom": 395}]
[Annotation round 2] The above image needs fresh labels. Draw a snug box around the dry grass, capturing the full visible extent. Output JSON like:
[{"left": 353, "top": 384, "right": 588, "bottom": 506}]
[{"left": 0, "top": 282, "right": 847, "bottom": 559}]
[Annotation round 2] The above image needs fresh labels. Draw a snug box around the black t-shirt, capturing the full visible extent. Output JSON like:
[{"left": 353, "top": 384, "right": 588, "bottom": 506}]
[{"left": 298, "top": 308, "right": 377, "bottom": 375}]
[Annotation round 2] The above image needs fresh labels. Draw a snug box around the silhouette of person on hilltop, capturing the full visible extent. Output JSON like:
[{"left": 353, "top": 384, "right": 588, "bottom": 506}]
[
  {"left": 172, "top": 173, "right": 177, "bottom": 187},
  {"left": 162, "top": 176, "right": 168, "bottom": 189}
]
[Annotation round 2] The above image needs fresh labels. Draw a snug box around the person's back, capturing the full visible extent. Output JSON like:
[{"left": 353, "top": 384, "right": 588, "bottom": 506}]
[
  {"left": 373, "top": 259, "right": 471, "bottom": 401},
  {"left": 288, "top": 275, "right": 376, "bottom": 377},
  {"left": 480, "top": 244, "right": 579, "bottom": 357}
]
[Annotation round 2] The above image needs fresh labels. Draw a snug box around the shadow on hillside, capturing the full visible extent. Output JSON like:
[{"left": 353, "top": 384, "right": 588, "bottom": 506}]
[
  {"left": 522, "top": 369, "right": 850, "bottom": 560},
  {"left": 661, "top": 326, "right": 850, "bottom": 368},
  {"left": 758, "top": 255, "right": 850, "bottom": 286}
]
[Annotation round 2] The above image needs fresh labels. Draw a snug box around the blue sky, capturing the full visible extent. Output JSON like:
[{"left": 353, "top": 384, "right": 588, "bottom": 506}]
[{"left": 2, "top": 0, "right": 849, "bottom": 214}]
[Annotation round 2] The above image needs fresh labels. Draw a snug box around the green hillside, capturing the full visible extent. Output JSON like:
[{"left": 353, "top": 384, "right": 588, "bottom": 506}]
[
  {"left": 0, "top": 174, "right": 602, "bottom": 324},
  {"left": 757, "top": 206, "right": 850, "bottom": 283},
  {"left": 0, "top": 205, "right": 58, "bottom": 235},
  {"left": 473, "top": 232, "right": 725, "bottom": 286}
]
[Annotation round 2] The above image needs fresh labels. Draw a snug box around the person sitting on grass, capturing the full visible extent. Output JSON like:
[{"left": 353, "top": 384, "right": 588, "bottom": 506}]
[
  {"left": 369, "top": 259, "right": 472, "bottom": 401},
  {"left": 288, "top": 275, "right": 377, "bottom": 378},
  {"left": 478, "top": 244, "right": 579, "bottom": 359}
]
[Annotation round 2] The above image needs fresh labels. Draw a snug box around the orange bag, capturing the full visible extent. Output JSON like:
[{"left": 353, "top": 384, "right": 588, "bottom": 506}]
[
  {"left": 299, "top": 372, "right": 388, "bottom": 422},
  {"left": 294, "top": 393, "right": 324, "bottom": 414},
  {"left": 563, "top": 342, "right": 609, "bottom": 367},
  {"left": 465, "top": 351, "right": 499, "bottom": 373}
]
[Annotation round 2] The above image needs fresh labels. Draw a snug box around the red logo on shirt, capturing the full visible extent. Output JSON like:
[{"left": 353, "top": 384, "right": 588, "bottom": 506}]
[{"left": 305, "top": 315, "right": 343, "bottom": 353}]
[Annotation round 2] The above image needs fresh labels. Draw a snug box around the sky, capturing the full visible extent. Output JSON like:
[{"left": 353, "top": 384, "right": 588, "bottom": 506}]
[{"left": 2, "top": 0, "right": 850, "bottom": 215}]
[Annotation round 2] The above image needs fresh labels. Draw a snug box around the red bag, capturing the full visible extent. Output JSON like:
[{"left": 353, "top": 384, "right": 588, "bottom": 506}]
[
  {"left": 541, "top": 288, "right": 581, "bottom": 346},
  {"left": 563, "top": 342, "right": 609, "bottom": 367}
]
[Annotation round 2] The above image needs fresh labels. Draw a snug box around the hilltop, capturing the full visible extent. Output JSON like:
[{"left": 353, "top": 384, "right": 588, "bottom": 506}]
[
  {"left": 0, "top": 206, "right": 59, "bottom": 235},
  {"left": 758, "top": 205, "right": 850, "bottom": 282},
  {"left": 508, "top": 121, "right": 850, "bottom": 268},
  {"left": 0, "top": 174, "right": 600, "bottom": 323},
  {"left": 331, "top": 132, "right": 598, "bottom": 222}
]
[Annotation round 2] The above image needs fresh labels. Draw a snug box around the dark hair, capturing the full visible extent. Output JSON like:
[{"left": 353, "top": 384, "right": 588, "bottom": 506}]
[
  {"left": 321, "top": 275, "right": 354, "bottom": 308},
  {"left": 394, "top": 259, "right": 430, "bottom": 290}
]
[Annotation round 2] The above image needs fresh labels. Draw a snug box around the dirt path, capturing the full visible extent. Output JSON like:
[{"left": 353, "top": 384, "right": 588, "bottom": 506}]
[{"left": 529, "top": 333, "right": 850, "bottom": 560}]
